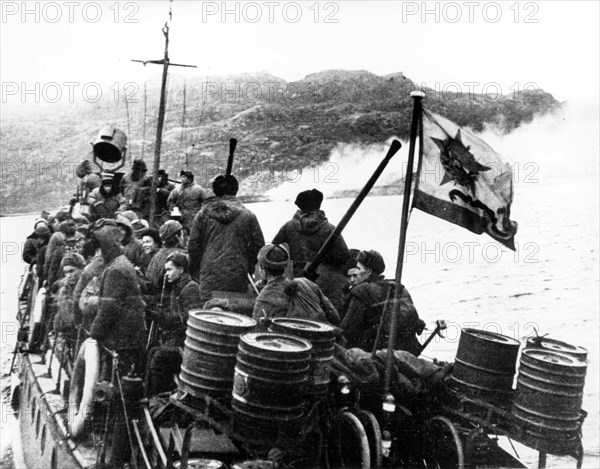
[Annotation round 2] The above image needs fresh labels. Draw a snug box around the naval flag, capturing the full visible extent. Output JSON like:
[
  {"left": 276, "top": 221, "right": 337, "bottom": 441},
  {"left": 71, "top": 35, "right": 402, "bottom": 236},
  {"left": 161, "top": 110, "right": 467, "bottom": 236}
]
[{"left": 413, "top": 108, "right": 518, "bottom": 249}]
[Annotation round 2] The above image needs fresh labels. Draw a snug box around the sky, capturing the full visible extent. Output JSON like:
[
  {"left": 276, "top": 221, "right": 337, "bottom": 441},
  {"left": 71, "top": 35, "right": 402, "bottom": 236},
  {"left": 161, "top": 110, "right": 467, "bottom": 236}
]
[{"left": 1, "top": 0, "right": 599, "bottom": 107}]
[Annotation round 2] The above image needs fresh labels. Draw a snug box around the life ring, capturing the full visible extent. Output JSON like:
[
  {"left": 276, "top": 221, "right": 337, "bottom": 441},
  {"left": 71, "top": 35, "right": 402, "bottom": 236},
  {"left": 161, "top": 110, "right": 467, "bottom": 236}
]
[{"left": 68, "top": 338, "right": 100, "bottom": 438}]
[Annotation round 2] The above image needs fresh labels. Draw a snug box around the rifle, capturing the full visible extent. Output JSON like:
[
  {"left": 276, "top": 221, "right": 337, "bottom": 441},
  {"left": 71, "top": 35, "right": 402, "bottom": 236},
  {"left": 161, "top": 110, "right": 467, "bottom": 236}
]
[
  {"left": 146, "top": 275, "right": 167, "bottom": 352},
  {"left": 226, "top": 138, "right": 237, "bottom": 176}
]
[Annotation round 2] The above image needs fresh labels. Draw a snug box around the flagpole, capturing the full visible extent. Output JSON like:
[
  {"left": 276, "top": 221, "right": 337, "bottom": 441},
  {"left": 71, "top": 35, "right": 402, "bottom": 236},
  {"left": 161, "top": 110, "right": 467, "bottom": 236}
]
[{"left": 382, "top": 91, "right": 425, "bottom": 396}]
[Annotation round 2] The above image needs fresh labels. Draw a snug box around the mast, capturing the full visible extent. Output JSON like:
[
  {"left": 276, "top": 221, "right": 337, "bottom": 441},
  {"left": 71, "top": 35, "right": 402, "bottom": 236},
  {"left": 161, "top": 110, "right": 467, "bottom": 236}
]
[
  {"left": 132, "top": 1, "right": 196, "bottom": 224},
  {"left": 382, "top": 91, "right": 424, "bottom": 396}
]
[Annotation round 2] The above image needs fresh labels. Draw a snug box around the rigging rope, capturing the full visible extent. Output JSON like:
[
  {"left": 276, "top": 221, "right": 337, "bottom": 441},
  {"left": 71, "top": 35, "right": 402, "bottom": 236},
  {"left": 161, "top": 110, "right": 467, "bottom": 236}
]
[
  {"left": 124, "top": 90, "right": 132, "bottom": 159},
  {"left": 176, "top": 81, "right": 187, "bottom": 170},
  {"left": 141, "top": 82, "right": 147, "bottom": 161},
  {"left": 187, "top": 72, "right": 211, "bottom": 174}
]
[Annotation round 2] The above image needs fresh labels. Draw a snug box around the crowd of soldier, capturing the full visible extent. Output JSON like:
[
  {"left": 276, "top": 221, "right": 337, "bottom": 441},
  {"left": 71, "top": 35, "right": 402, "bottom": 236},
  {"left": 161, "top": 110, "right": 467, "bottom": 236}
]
[{"left": 21, "top": 158, "right": 424, "bottom": 395}]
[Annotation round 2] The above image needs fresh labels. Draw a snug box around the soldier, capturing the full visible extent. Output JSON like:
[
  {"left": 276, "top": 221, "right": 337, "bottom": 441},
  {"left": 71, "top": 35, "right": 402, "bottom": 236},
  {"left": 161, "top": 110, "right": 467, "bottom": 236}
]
[
  {"left": 167, "top": 170, "right": 207, "bottom": 230},
  {"left": 188, "top": 175, "right": 264, "bottom": 301},
  {"left": 145, "top": 220, "right": 186, "bottom": 296},
  {"left": 121, "top": 159, "right": 149, "bottom": 216},
  {"left": 88, "top": 219, "right": 147, "bottom": 376},
  {"left": 23, "top": 220, "right": 51, "bottom": 266},
  {"left": 86, "top": 173, "right": 128, "bottom": 220},
  {"left": 341, "top": 250, "right": 424, "bottom": 355},
  {"left": 53, "top": 253, "right": 85, "bottom": 350},
  {"left": 273, "top": 188, "right": 350, "bottom": 312},
  {"left": 138, "top": 228, "right": 161, "bottom": 274},
  {"left": 115, "top": 215, "right": 145, "bottom": 268},
  {"left": 146, "top": 252, "right": 202, "bottom": 396},
  {"left": 253, "top": 243, "right": 340, "bottom": 328}
]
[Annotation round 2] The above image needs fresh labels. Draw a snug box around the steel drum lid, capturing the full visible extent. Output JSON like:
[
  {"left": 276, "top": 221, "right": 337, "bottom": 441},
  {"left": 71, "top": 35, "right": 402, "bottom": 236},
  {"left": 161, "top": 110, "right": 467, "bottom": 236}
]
[
  {"left": 461, "top": 328, "right": 521, "bottom": 346},
  {"left": 526, "top": 336, "right": 588, "bottom": 360},
  {"left": 520, "top": 349, "right": 587, "bottom": 373},
  {"left": 240, "top": 332, "right": 312, "bottom": 356},
  {"left": 188, "top": 309, "right": 256, "bottom": 329},
  {"left": 270, "top": 318, "right": 336, "bottom": 336},
  {"left": 172, "top": 459, "right": 225, "bottom": 469}
]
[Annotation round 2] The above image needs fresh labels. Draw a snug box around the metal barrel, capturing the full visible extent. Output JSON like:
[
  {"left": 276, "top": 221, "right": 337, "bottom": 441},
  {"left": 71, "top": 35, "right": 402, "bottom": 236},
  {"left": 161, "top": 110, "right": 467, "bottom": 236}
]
[
  {"left": 232, "top": 332, "right": 312, "bottom": 444},
  {"left": 512, "top": 349, "right": 587, "bottom": 453},
  {"left": 178, "top": 310, "right": 256, "bottom": 401},
  {"left": 450, "top": 328, "right": 521, "bottom": 403},
  {"left": 525, "top": 336, "right": 588, "bottom": 360},
  {"left": 269, "top": 318, "right": 336, "bottom": 396}
]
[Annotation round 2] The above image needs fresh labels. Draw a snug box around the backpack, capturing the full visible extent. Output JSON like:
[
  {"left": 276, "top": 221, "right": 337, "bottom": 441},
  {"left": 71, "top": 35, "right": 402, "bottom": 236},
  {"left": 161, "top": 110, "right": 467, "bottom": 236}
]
[{"left": 285, "top": 277, "right": 329, "bottom": 323}]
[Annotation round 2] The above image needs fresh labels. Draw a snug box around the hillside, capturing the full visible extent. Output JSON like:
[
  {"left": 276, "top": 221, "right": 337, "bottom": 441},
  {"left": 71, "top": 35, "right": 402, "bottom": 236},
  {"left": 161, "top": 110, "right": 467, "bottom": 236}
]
[{"left": 0, "top": 70, "right": 560, "bottom": 214}]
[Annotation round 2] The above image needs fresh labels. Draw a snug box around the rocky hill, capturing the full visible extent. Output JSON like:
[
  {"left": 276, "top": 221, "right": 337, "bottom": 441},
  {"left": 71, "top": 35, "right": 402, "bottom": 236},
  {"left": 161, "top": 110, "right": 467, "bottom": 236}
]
[{"left": 0, "top": 69, "right": 560, "bottom": 214}]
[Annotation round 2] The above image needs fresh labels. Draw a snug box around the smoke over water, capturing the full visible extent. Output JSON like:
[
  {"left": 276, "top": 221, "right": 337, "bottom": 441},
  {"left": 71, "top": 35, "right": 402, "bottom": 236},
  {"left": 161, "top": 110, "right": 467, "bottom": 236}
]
[
  {"left": 474, "top": 99, "right": 599, "bottom": 182},
  {"left": 266, "top": 99, "right": 599, "bottom": 201},
  {"left": 265, "top": 138, "right": 410, "bottom": 201}
]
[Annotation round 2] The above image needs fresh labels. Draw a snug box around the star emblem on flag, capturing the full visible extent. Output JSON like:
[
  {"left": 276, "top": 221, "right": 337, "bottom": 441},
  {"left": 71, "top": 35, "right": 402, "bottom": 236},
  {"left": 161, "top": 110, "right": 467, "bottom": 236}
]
[{"left": 431, "top": 129, "right": 491, "bottom": 189}]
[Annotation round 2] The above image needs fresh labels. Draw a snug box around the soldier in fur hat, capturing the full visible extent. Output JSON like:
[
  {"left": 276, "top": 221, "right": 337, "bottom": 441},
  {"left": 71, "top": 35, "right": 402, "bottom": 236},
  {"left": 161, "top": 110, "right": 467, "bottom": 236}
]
[{"left": 273, "top": 188, "right": 350, "bottom": 312}]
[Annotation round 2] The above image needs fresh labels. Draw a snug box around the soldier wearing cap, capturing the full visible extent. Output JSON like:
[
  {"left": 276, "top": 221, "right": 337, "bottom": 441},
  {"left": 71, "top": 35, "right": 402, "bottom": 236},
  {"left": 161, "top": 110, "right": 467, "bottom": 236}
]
[
  {"left": 340, "top": 249, "right": 424, "bottom": 355},
  {"left": 147, "top": 252, "right": 202, "bottom": 395},
  {"left": 23, "top": 220, "right": 51, "bottom": 266},
  {"left": 75, "top": 159, "right": 102, "bottom": 194},
  {"left": 131, "top": 218, "right": 150, "bottom": 239},
  {"left": 145, "top": 220, "right": 186, "bottom": 293},
  {"left": 53, "top": 253, "right": 86, "bottom": 348},
  {"left": 253, "top": 243, "right": 340, "bottom": 329},
  {"left": 44, "top": 219, "right": 75, "bottom": 280},
  {"left": 46, "top": 221, "right": 86, "bottom": 288},
  {"left": 149, "top": 169, "right": 176, "bottom": 219},
  {"left": 188, "top": 174, "right": 265, "bottom": 300},
  {"left": 158, "top": 169, "right": 175, "bottom": 192},
  {"left": 86, "top": 172, "right": 128, "bottom": 220},
  {"left": 167, "top": 170, "right": 207, "bottom": 230},
  {"left": 115, "top": 214, "right": 145, "bottom": 268},
  {"left": 121, "top": 159, "right": 148, "bottom": 216}
]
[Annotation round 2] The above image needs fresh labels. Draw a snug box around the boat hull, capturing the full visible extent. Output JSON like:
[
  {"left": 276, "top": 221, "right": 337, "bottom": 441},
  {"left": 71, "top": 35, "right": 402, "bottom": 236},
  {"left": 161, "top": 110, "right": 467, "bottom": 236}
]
[{"left": 13, "top": 352, "right": 88, "bottom": 469}]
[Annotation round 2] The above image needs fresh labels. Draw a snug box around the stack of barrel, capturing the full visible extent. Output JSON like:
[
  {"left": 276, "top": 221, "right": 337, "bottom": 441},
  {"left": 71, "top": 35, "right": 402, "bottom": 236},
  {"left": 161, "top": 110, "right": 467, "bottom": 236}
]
[
  {"left": 450, "top": 328, "right": 588, "bottom": 455},
  {"left": 450, "top": 328, "right": 521, "bottom": 404},
  {"left": 512, "top": 337, "right": 588, "bottom": 454},
  {"left": 232, "top": 332, "right": 312, "bottom": 444},
  {"left": 178, "top": 310, "right": 256, "bottom": 401},
  {"left": 269, "top": 318, "right": 337, "bottom": 397}
]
